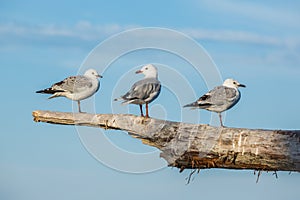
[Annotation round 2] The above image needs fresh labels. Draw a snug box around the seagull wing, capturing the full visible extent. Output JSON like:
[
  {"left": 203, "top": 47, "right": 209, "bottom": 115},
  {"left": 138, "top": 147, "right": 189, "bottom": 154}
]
[
  {"left": 51, "top": 75, "right": 92, "bottom": 93},
  {"left": 197, "top": 86, "right": 238, "bottom": 106},
  {"left": 121, "top": 78, "right": 161, "bottom": 104}
]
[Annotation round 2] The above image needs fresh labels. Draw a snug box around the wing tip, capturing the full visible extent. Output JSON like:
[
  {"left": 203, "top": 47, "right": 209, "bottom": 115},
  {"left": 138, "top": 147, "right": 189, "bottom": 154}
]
[
  {"left": 36, "top": 88, "right": 65, "bottom": 94},
  {"left": 36, "top": 88, "right": 53, "bottom": 94},
  {"left": 183, "top": 102, "right": 198, "bottom": 108},
  {"left": 36, "top": 90, "right": 43, "bottom": 93}
]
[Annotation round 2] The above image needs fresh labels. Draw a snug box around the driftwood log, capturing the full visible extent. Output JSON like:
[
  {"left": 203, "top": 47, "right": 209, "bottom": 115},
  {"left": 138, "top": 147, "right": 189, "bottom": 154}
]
[{"left": 32, "top": 110, "right": 300, "bottom": 172}]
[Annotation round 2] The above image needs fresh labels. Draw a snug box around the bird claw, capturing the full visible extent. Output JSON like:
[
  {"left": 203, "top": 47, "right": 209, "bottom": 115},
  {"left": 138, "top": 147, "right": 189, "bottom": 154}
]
[
  {"left": 104, "top": 120, "right": 109, "bottom": 130},
  {"left": 140, "top": 116, "right": 150, "bottom": 124}
]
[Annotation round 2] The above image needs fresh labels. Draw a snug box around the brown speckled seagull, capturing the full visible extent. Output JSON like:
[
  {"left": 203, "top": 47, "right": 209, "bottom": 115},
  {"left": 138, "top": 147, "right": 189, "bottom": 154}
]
[{"left": 36, "top": 69, "right": 102, "bottom": 113}]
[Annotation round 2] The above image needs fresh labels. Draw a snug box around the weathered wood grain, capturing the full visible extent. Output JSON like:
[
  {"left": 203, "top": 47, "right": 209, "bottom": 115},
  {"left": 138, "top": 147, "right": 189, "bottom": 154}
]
[{"left": 32, "top": 110, "right": 300, "bottom": 172}]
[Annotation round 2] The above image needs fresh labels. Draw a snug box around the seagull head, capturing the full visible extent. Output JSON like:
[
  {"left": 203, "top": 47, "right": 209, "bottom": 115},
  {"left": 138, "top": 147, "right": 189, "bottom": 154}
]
[
  {"left": 85, "top": 69, "right": 103, "bottom": 79},
  {"left": 223, "top": 78, "right": 246, "bottom": 88},
  {"left": 135, "top": 64, "right": 158, "bottom": 79}
]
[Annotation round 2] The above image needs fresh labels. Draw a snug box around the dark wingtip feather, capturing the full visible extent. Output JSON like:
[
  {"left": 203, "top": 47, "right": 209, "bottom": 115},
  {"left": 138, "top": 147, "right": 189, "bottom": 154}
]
[
  {"left": 36, "top": 89, "right": 50, "bottom": 94},
  {"left": 36, "top": 88, "right": 58, "bottom": 94},
  {"left": 36, "top": 90, "right": 43, "bottom": 93},
  {"left": 183, "top": 102, "right": 198, "bottom": 108}
]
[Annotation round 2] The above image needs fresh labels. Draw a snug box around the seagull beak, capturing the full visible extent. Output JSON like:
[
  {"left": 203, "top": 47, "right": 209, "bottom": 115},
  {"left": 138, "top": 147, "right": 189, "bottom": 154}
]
[
  {"left": 96, "top": 75, "right": 103, "bottom": 78},
  {"left": 135, "top": 70, "right": 142, "bottom": 74},
  {"left": 238, "top": 83, "right": 246, "bottom": 88}
]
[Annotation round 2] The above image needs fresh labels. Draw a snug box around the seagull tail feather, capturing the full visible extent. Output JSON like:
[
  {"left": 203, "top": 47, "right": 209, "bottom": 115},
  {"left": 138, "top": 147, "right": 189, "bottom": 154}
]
[
  {"left": 48, "top": 93, "right": 61, "bottom": 99},
  {"left": 114, "top": 97, "right": 131, "bottom": 105},
  {"left": 36, "top": 88, "right": 65, "bottom": 99}
]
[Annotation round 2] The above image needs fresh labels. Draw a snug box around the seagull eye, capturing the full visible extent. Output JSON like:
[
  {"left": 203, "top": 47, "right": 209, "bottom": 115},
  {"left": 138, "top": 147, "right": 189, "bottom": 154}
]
[
  {"left": 145, "top": 67, "right": 148, "bottom": 70},
  {"left": 233, "top": 81, "right": 236, "bottom": 84}
]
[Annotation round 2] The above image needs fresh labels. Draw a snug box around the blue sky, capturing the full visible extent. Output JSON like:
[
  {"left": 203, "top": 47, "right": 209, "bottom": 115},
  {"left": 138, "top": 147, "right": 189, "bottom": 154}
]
[{"left": 1, "top": 0, "right": 300, "bottom": 200}]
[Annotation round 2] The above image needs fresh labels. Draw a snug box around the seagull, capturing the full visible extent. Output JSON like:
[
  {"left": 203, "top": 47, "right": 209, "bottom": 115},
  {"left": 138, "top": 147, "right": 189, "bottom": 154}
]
[
  {"left": 36, "top": 69, "right": 102, "bottom": 113},
  {"left": 115, "top": 64, "right": 161, "bottom": 118},
  {"left": 184, "top": 78, "right": 246, "bottom": 127}
]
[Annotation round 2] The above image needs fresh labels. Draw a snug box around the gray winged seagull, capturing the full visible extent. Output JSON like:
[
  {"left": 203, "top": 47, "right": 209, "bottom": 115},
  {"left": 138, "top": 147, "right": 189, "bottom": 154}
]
[
  {"left": 36, "top": 69, "right": 102, "bottom": 113},
  {"left": 184, "top": 78, "right": 246, "bottom": 127},
  {"left": 115, "top": 64, "right": 161, "bottom": 118}
]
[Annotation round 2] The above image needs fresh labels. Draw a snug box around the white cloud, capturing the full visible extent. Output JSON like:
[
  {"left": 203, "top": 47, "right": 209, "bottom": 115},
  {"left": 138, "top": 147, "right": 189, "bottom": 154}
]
[
  {"left": 0, "top": 21, "right": 299, "bottom": 50},
  {"left": 182, "top": 28, "right": 283, "bottom": 46},
  {"left": 0, "top": 21, "right": 138, "bottom": 42}
]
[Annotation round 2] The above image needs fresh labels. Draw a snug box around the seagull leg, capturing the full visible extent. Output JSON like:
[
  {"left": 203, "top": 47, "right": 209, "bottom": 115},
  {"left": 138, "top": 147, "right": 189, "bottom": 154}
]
[
  {"left": 139, "top": 104, "right": 144, "bottom": 117},
  {"left": 78, "top": 101, "right": 82, "bottom": 113},
  {"left": 218, "top": 113, "right": 224, "bottom": 127},
  {"left": 145, "top": 103, "right": 149, "bottom": 118}
]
